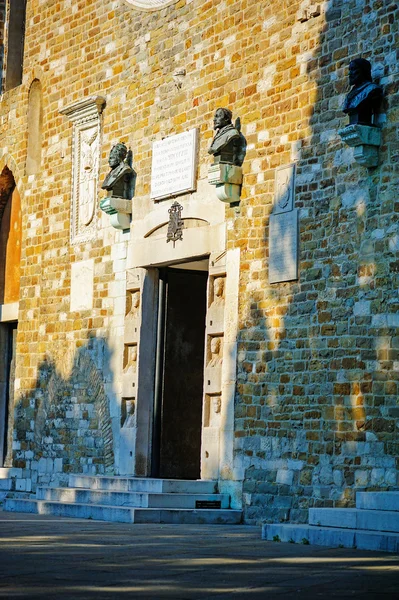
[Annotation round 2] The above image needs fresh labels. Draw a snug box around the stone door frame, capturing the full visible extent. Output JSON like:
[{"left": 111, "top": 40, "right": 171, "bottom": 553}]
[{"left": 120, "top": 202, "right": 242, "bottom": 507}]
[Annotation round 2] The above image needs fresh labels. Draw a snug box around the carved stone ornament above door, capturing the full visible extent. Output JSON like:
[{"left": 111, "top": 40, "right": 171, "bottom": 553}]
[{"left": 123, "top": 0, "right": 177, "bottom": 10}]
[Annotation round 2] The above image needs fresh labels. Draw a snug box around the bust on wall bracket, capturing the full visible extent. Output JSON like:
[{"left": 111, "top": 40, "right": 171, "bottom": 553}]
[
  {"left": 338, "top": 58, "right": 383, "bottom": 168},
  {"left": 100, "top": 142, "right": 135, "bottom": 230},
  {"left": 208, "top": 108, "right": 246, "bottom": 203}
]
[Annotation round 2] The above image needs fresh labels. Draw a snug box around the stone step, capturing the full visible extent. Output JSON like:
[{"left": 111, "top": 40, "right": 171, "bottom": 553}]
[
  {"left": 0, "top": 478, "right": 11, "bottom": 491},
  {"left": 37, "top": 487, "right": 230, "bottom": 509},
  {"left": 4, "top": 498, "right": 242, "bottom": 525},
  {"left": 356, "top": 492, "right": 399, "bottom": 512},
  {"left": 3, "top": 491, "right": 32, "bottom": 500},
  {"left": 0, "top": 467, "right": 12, "bottom": 495},
  {"left": 262, "top": 523, "right": 399, "bottom": 553},
  {"left": 309, "top": 507, "right": 399, "bottom": 533},
  {"left": 68, "top": 475, "right": 217, "bottom": 494}
]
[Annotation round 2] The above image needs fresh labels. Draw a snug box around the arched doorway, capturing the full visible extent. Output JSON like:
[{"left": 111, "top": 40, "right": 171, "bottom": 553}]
[{"left": 0, "top": 166, "right": 21, "bottom": 466}]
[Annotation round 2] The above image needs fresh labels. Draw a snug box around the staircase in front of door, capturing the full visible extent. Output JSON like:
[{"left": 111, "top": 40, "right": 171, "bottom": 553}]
[{"left": 4, "top": 475, "right": 242, "bottom": 524}]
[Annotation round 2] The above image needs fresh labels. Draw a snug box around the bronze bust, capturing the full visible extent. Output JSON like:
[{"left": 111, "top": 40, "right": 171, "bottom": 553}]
[
  {"left": 208, "top": 108, "right": 246, "bottom": 166},
  {"left": 343, "top": 58, "right": 383, "bottom": 126},
  {"left": 101, "top": 142, "right": 133, "bottom": 199}
]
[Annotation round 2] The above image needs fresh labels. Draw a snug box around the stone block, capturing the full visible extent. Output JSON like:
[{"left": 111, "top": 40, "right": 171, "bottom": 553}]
[
  {"left": 356, "top": 492, "right": 399, "bottom": 512},
  {"left": 204, "top": 367, "right": 222, "bottom": 395},
  {"left": 276, "top": 469, "right": 294, "bottom": 485},
  {"left": 15, "top": 479, "right": 27, "bottom": 491},
  {"left": 309, "top": 507, "right": 357, "bottom": 529}
]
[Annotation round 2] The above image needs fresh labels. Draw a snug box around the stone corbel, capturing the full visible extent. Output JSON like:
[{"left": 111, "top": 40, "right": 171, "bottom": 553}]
[
  {"left": 298, "top": 3, "right": 321, "bottom": 22},
  {"left": 338, "top": 124, "right": 382, "bottom": 168},
  {"left": 208, "top": 163, "right": 243, "bottom": 203},
  {"left": 100, "top": 196, "right": 132, "bottom": 230}
]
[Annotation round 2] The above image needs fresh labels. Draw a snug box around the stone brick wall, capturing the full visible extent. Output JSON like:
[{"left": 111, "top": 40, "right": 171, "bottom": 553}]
[
  {"left": 12, "top": 347, "right": 114, "bottom": 490},
  {"left": 0, "top": 1, "right": 5, "bottom": 90},
  {"left": 232, "top": 0, "right": 399, "bottom": 523},
  {"left": 0, "top": 0, "right": 397, "bottom": 515}
]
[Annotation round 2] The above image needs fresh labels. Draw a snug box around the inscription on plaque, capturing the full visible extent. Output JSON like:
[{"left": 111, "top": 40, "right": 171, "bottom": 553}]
[
  {"left": 269, "top": 210, "right": 298, "bottom": 284},
  {"left": 150, "top": 129, "right": 198, "bottom": 201}
]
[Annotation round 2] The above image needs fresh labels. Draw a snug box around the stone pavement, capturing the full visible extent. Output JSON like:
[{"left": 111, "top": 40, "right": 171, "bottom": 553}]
[{"left": 0, "top": 510, "right": 398, "bottom": 599}]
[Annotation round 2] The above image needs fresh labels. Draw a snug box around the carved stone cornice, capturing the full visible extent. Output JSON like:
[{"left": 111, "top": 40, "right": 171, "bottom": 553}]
[{"left": 59, "top": 96, "right": 106, "bottom": 124}]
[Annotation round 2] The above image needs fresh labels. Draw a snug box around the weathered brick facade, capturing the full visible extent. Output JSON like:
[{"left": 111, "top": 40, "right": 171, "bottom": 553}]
[{"left": 0, "top": 0, "right": 397, "bottom": 522}]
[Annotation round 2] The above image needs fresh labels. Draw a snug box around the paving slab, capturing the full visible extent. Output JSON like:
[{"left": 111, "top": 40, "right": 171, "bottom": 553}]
[{"left": 0, "top": 509, "right": 398, "bottom": 599}]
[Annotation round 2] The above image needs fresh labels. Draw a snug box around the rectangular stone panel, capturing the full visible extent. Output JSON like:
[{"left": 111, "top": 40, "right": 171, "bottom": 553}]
[
  {"left": 150, "top": 129, "right": 198, "bottom": 200},
  {"left": 70, "top": 259, "right": 94, "bottom": 312},
  {"left": 269, "top": 209, "right": 298, "bottom": 284},
  {"left": 124, "top": 318, "right": 139, "bottom": 344},
  {"left": 206, "top": 305, "right": 224, "bottom": 334},
  {"left": 201, "top": 426, "right": 220, "bottom": 480},
  {"left": 204, "top": 367, "right": 222, "bottom": 395}
]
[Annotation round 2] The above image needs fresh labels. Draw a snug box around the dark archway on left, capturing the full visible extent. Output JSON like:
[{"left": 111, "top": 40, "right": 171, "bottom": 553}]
[{"left": 0, "top": 167, "right": 21, "bottom": 466}]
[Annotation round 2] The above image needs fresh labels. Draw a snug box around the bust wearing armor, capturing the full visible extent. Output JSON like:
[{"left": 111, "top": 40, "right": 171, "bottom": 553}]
[
  {"left": 101, "top": 142, "right": 133, "bottom": 199},
  {"left": 343, "top": 58, "right": 383, "bottom": 126},
  {"left": 208, "top": 108, "right": 246, "bottom": 166}
]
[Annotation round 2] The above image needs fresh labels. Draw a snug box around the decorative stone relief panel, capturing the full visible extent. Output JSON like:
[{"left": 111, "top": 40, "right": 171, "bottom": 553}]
[
  {"left": 119, "top": 268, "right": 143, "bottom": 475},
  {"left": 273, "top": 164, "right": 295, "bottom": 215},
  {"left": 201, "top": 269, "right": 226, "bottom": 479},
  {"left": 121, "top": 397, "right": 135, "bottom": 429},
  {"left": 123, "top": 289, "right": 140, "bottom": 399},
  {"left": 60, "top": 96, "right": 106, "bottom": 243},
  {"left": 124, "top": 290, "right": 140, "bottom": 344}
]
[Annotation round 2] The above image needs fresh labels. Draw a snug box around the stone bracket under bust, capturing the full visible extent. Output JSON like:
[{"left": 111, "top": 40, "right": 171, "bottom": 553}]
[
  {"left": 100, "top": 142, "right": 135, "bottom": 230},
  {"left": 339, "top": 58, "right": 383, "bottom": 168},
  {"left": 208, "top": 108, "right": 246, "bottom": 203}
]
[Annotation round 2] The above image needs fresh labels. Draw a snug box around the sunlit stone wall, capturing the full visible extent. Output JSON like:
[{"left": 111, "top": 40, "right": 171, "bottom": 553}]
[{"left": 0, "top": 0, "right": 397, "bottom": 519}]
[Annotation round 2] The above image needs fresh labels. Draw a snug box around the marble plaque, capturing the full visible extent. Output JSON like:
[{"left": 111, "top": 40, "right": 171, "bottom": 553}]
[
  {"left": 273, "top": 163, "right": 295, "bottom": 214},
  {"left": 269, "top": 209, "right": 298, "bottom": 284},
  {"left": 150, "top": 129, "right": 198, "bottom": 200},
  {"left": 70, "top": 259, "right": 94, "bottom": 312}
]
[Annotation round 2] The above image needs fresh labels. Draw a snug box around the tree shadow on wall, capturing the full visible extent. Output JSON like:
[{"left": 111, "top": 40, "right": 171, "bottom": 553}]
[
  {"left": 9, "top": 335, "right": 115, "bottom": 488},
  {"left": 237, "top": 0, "right": 398, "bottom": 525},
  {"left": 303, "top": 0, "right": 399, "bottom": 497}
]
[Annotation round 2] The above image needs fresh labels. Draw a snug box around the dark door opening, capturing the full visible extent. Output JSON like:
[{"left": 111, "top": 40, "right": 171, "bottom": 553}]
[
  {"left": 0, "top": 322, "right": 17, "bottom": 466},
  {"left": 152, "top": 266, "right": 207, "bottom": 480}
]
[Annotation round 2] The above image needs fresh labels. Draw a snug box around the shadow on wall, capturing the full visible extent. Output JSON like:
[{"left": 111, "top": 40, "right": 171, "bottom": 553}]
[
  {"left": 9, "top": 335, "right": 115, "bottom": 489},
  {"left": 237, "top": 0, "right": 398, "bottom": 525}
]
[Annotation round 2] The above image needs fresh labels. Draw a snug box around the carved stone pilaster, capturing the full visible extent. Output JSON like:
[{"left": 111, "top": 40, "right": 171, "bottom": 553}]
[
  {"left": 60, "top": 96, "right": 106, "bottom": 243},
  {"left": 201, "top": 273, "right": 226, "bottom": 479}
]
